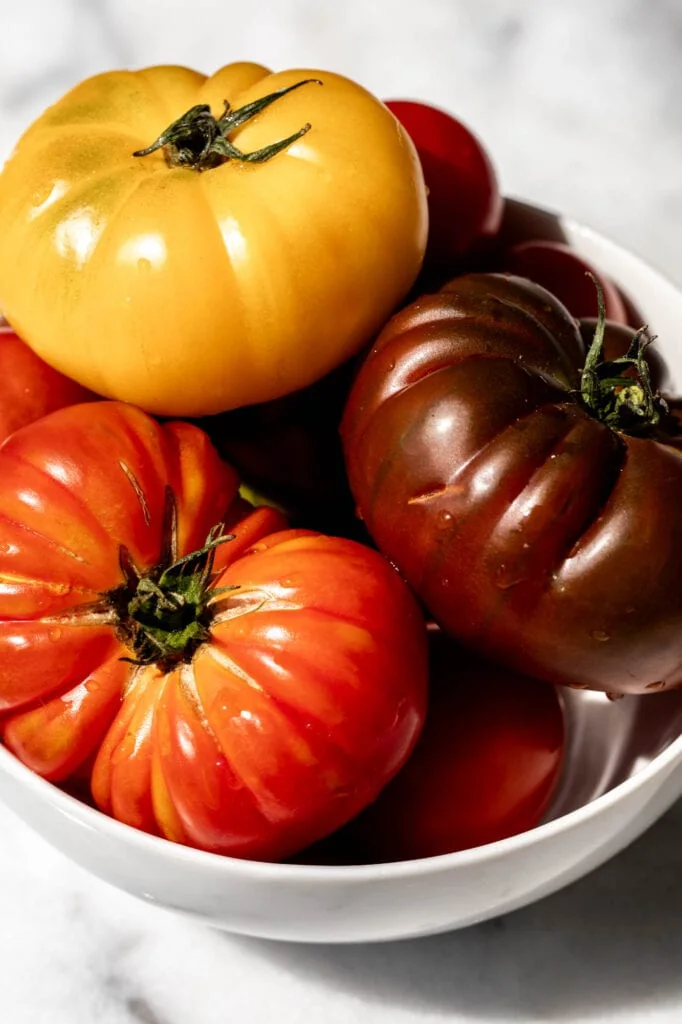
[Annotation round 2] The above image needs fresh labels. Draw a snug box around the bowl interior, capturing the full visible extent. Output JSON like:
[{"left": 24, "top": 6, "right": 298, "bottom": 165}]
[
  {"left": 547, "top": 688, "right": 682, "bottom": 821},
  {"left": 2, "top": 199, "right": 682, "bottom": 882}
]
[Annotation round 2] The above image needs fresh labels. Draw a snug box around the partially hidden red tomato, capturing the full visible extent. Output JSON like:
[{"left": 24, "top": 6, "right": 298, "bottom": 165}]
[
  {"left": 342, "top": 273, "right": 682, "bottom": 696},
  {"left": 386, "top": 100, "right": 503, "bottom": 277},
  {"left": 200, "top": 356, "right": 363, "bottom": 539},
  {"left": 0, "top": 325, "right": 94, "bottom": 443},
  {"left": 0, "top": 402, "right": 428, "bottom": 861},
  {"left": 300, "top": 631, "right": 564, "bottom": 863},
  {"left": 503, "top": 241, "right": 628, "bottom": 324}
]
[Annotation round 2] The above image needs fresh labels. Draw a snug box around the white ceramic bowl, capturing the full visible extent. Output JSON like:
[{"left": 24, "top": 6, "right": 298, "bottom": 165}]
[{"left": 1, "top": 199, "right": 682, "bottom": 944}]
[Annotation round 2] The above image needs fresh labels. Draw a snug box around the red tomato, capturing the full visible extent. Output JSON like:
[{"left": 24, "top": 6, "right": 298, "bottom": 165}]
[
  {"left": 0, "top": 325, "right": 94, "bottom": 443},
  {"left": 503, "top": 241, "right": 628, "bottom": 324},
  {"left": 297, "top": 632, "right": 564, "bottom": 864},
  {"left": 0, "top": 402, "right": 428, "bottom": 861},
  {"left": 347, "top": 634, "right": 564, "bottom": 861},
  {"left": 386, "top": 100, "right": 503, "bottom": 276}
]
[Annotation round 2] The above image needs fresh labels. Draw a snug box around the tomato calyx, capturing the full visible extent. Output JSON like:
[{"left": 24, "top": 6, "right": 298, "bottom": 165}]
[
  {"left": 132, "top": 79, "right": 322, "bottom": 171},
  {"left": 579, "top": 274, "right": 667, "bottom": 435},
  {"left": 109, "top": 518, "right": 238, "bottom": 668}
]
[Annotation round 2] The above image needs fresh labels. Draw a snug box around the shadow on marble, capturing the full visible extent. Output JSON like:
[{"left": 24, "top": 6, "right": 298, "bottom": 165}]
[{"left": 236, "top": 797, "right": 682, "bottom": 1020}]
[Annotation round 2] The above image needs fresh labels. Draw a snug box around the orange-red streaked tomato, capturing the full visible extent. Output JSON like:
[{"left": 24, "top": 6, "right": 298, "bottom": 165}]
[
  {"left": 0, "top": 324, "right": 94, "bottom": 444},
  {"left": 0, "top": 401, "right": 428, "bottom": 861}
]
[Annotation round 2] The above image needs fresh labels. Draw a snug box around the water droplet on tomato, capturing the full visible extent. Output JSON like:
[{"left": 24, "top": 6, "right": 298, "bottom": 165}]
[
  {"left": 354, "top": 505, "right": 364, "bottom": 521},
  {"left": 494, "top": 563, "right": 528, "bottom": 589},
  {"left": 590, "top": 629, "right": 610, "bottom": 642},
  {"left": 437, "top": 510, "right": 453, "bottom": 529},
  {"left": 279, "top": 575, "right": 302, "bottom": 588},
  {"left": 48, "top": 627, "right": 62, "bottom": 642}
]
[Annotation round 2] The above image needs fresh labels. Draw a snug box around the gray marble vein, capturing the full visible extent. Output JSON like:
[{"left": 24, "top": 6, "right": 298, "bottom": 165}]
[{"left": 0, "top": 1, "right": 681, "bottom": 1022}]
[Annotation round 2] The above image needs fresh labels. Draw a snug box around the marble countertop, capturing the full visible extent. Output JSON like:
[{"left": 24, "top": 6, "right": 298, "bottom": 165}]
[{"left": 1, "top": 1, "right": 682, "bottom": 1021}]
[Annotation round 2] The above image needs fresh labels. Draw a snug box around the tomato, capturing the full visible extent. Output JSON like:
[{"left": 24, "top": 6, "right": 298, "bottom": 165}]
[
  {"left": 0, "top": 325, "right": 93, "bottom": 444},
  {"left": 0, "top": 64, "right": 428, "bottom": 417},
  {"left": 502, "top": 241, "right": 628, "bottom": 324},
  {"left": 342, "top": 272, "right": 682, "bottom": 696},
  {"left": 0, "top": 402, "right": 428, "bottom": 860},
  {"left": 200, "top": 356, "right": 362, "bottom": 539},
  {"left": 385, "top": 100, "right": 502, "bottom": 278},
  {"left": 300, "top": 632, "right": 564, "bottom": 863}
]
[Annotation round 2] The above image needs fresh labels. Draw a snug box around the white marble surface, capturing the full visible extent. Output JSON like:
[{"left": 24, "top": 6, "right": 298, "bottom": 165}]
[{"left": 1, "top": 1, "right": 682, "bottom": 1021}]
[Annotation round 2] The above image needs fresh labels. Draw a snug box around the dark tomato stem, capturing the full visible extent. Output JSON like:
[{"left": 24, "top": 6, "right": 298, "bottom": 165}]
[
  {"left": 579, "top": 272, "right": 667, "bottom": 435},
  {"left": 108, "top": 505, "right": 239, "bottom": 668},
  {"left": 132, "top": 79, "right": 322, "bottom": 171}
]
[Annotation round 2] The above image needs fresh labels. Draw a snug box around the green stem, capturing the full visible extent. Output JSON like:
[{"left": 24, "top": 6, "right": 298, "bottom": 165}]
[
  {"left": 579, "top": 273, "right": 667, "bottom": 435},
  {"left": 109, "top": 518, "right": 239, "bottom": 668},
  {"left": 133, "top": 79, "right": 322, "bottom": 171}
]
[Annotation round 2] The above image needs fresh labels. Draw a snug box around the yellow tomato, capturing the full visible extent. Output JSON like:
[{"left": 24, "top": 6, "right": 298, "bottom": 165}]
[{"left": 0, "top": 63, "right": 428, "bottom": 416}]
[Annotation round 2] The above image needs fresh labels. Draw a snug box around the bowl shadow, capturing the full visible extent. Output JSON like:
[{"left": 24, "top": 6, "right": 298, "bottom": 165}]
[{"left": 235, "top": 796, "right": 682, "bottom": 1021}]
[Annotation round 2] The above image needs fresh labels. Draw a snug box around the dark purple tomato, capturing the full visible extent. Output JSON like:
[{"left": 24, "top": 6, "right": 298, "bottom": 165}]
[{"left": 342, "top": 272, "right": 682, "bottom": 695}]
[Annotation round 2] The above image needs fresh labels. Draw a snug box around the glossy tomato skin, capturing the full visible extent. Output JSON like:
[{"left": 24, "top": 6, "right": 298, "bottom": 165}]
[
  {"left": 302, "top": 632, "right": 564, "bottom": 863},
  {"left": 503, "top": 241, "right": 628, "bottom": 324},
  {"left": 0, "top": 64, "right": 428, "bottom": 417},
  {"left": 386, "top": 100, "right": 503, "bottom": 277},
  {"left": 0, "top": 325, "right": 94, "bottom": 443},
  {"left": 342, "top": 273, "right": 682, "bottom": 695},
  {"left": 0, "top": 402, "right": 428, "bottom": 860}
]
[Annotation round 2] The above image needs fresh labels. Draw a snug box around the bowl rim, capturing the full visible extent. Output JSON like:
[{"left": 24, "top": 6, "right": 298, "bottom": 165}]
[
  {"left": 2, "top": 197, "right": 682, "bottom": 884},
  {"left": 2, "top": 703, "right": 682, "bottom": 882}
]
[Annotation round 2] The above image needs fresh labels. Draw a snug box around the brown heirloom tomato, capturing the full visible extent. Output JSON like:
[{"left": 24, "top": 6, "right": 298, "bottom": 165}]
[
  {"left": 342, "top": 273, "right": 682, "bottom": 696},
  {"left": 0, "top": 402, "right": 428, "bottom": 861}
]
